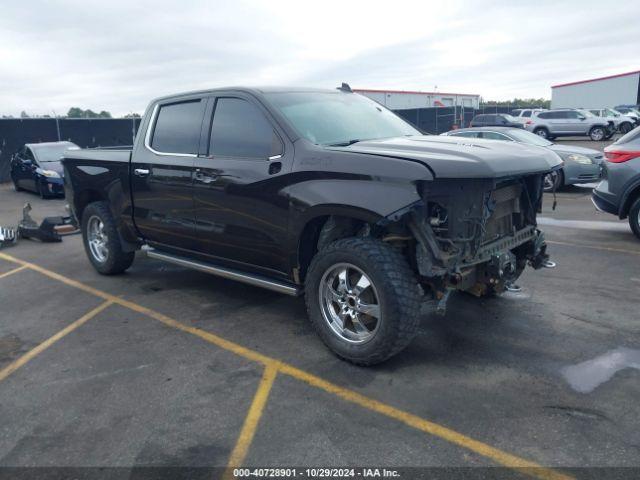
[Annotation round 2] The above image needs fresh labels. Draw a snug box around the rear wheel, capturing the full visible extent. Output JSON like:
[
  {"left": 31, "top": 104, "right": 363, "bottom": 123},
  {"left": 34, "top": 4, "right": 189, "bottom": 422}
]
[
  {"left": 534, "top": 127, "right": 549, "bottom": 139},
  {"left": 629, "top": 197, "right": 640, "bottom": 240},
  {"left": 81, "top": 201, "right": 135, "bottom": 274},
  {"left": 589, "top": 126, "right": 606, "bottom": 141},
  {"left": 305, "top": 237, "right": 422, "bottom": 365},
  {"left": 543, "top": 170, "right": 564, "bottom": 192}
]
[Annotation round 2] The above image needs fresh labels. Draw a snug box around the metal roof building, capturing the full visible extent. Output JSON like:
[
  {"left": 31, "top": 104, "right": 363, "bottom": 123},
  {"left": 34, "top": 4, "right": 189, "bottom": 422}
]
[
  {"left": 354, "top": 88, "right": 480, "bottom": 110},
  {"left": 551, "top": 70, "right": 640, "bottom": 109}
]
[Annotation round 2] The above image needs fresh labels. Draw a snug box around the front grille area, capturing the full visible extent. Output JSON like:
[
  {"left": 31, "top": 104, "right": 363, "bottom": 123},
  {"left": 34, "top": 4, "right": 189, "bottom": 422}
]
[{"left": 483, "top": 184, "right": 521, "bottom": 242}]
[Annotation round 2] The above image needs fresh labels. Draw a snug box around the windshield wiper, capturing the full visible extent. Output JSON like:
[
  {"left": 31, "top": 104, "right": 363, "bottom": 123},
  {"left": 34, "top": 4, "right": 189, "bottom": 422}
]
[{"left": 326, "top": 139, "right": 361, "bottom": 147}]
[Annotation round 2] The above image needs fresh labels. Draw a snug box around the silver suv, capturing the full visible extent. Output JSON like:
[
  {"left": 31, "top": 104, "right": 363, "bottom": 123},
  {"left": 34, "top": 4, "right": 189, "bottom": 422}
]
[{"left": 524, "top": 108, "right": 614, "bottom": 141}]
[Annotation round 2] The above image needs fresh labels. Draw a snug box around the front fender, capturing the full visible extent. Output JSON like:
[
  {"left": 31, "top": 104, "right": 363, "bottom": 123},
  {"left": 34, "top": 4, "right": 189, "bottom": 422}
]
[{"left": 286, "top": 178, "right": 423, "bottom": 237}]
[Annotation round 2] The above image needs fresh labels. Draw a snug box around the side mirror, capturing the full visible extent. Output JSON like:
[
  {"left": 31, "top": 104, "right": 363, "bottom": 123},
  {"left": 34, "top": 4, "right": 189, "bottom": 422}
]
[
  {"left": 578, "top": 116, "right": 586, "bottom": 121},
  {"left": 22, "top": 159, "right": 33, "bottom": 166}
]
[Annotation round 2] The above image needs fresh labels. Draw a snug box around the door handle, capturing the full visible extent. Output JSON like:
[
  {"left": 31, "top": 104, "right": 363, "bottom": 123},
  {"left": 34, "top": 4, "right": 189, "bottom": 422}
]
[{"left": 134, "top": 168, "right": 150, "bottom": 177}]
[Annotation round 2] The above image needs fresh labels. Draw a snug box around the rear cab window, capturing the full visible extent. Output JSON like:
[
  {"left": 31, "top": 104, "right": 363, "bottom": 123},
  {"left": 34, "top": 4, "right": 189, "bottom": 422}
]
[{"left": 150, "top": 99, "right": 205, "bottom": 154}]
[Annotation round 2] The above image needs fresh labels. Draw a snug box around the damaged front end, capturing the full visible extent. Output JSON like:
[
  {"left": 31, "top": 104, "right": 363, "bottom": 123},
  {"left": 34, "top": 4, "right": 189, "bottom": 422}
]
[{"left": 382, "top": 174, "right": 555, "bottom": 314}]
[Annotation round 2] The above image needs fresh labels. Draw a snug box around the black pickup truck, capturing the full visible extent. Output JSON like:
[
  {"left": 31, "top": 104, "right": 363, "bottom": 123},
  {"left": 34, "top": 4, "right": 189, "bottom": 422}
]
[{"left": 63, "top": 85, "right": 562, "bottom": 365}]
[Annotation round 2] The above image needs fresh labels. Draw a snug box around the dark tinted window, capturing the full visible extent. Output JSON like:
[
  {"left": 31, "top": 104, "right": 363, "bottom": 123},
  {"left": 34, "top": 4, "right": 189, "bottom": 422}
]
[
  {"left": 450, "top": 131, "right": 479, "bottom": 138},
  {"left": 565, "top": 111, "right": 580, "bottom": 119},
  {"left": 481, "top": 131, "right": 511, "bottom": 141},
  {"left": 537, "top": 112, "right": 550, "bottom": 119},
  {"left": 210, "top": 98, "right": 278, "bottom": 158},
  {"left": 522, "top": 111, "right": 532, "bottom": 117},
  {"left": 151, "top": 100, "right": 203, "bottom": 154}
]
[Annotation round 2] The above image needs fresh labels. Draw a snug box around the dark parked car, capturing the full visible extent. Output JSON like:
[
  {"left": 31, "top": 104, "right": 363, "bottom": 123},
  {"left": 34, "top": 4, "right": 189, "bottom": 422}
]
[
  {"left": 63, "top": 86, "right": 561, "bottom": 365},
  {"left": 592, "top": 126, "right": 640, "bottom": 239},
  {"left": 441, "top": 127, "right": 602, "bottom": 191},
  {"left": 10, "top": 141, "right": 79, "bottom": 198},
  {"left": 469, "top": 113, "right": 523, "bottom": 128}
]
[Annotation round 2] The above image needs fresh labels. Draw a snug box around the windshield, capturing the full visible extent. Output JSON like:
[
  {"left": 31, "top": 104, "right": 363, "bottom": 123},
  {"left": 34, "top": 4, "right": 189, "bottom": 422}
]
[
  {"left": 605, "top": 108, "right": 620, "bottom": 117},
  {"left": 264, "top": 92, "right": 420, "bottom": 145},
  {"left": 33, "top": 144, "right": 79, "bottom": 162},
  {"left": 502, "top": 114, "right": 518, "bottom": 122},
  {"left": 507, "top": 128, "right": 553, "bottom": 146},
  {"left": 577, "top": 109, "right": 596, "bottom": 118}
]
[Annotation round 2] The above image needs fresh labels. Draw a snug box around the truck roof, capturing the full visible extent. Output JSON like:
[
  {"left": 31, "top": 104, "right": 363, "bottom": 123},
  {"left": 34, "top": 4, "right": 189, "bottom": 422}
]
[{"left": 150, "top": 86, "right": 341, "bottom": 104}]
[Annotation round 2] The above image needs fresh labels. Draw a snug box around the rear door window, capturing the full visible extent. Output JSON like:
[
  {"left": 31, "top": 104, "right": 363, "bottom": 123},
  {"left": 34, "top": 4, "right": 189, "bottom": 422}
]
[
  {"left": 209, "top": 98, "right": 280, "bottom": 159},
  {"left": 151, "top": 99, "right": 204, "bottom": 154},
  {"left": 522, "top": 111, "right": 532, "bottom": 117}
]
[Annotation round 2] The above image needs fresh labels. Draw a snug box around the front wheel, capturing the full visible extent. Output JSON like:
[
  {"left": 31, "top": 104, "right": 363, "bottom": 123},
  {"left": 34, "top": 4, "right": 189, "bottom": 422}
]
[
  {"left": 629, "top": 197, "right": 640, "bottom": 240},
  {"left": 305, "top": 237, "right": 422, "bottom": 365},
  {"left": 589, "top": 126, "right": 606, "bottom": 141},
  {"left": 81, "top": 201, "right": 135, "bottom": 275},
  {"left": 543, "top": 170, "right": 564, "bottom": 192},
  {"left": 620, "top": 122, "right": 633, "bottom": 134}
]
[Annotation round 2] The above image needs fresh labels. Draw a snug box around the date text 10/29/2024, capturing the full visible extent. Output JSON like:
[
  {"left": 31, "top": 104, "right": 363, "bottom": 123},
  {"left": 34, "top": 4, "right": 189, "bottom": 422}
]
[{"left": 233, "top": 468, "right": 401, "bottom": 478}]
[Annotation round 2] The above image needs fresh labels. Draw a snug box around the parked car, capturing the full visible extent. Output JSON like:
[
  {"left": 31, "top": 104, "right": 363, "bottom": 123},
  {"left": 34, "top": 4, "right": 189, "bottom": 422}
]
[
  {"left": 524, "top": 109, "right": 614, "bottom": 141},
  {"left": 592, "top": 125, "right": 640, "bottom": 239},
  {"left": 441, "top": 127, "right": 602, "bottom": 191},
  {"left": 469, "top": 113, "right": 523, "bottom": 128},
  {"left": 10, "top": 141, "right": 79, "bottom": 198},
  {"left": 510, "top": 108, "right": 547, "bottom": 123},
  {"left": 588, "top": 108, "right": 636, "bottom": 134},
  {"left": 63, "top": 86, "right": 561, "bottom": 365},
  {"left": 614, "top": 106, "right": 640, "bottom": 125}
]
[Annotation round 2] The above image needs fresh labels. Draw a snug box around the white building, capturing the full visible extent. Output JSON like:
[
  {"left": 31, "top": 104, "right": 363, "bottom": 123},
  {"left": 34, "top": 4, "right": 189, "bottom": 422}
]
[
  {"left": 354, "top": 88, "right": 480, "bottom": 110},
  {"left": 551, "top": 70, "right": 640, "bottom": 109}
]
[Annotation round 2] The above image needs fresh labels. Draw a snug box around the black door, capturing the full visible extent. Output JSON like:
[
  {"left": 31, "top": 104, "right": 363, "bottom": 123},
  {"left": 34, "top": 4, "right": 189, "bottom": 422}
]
[
  {"left": 131, "top": 97, "right": 206, "bottom": 252},
  {"left": 192, "top": 95, "right": 291, "bottom": 275}
]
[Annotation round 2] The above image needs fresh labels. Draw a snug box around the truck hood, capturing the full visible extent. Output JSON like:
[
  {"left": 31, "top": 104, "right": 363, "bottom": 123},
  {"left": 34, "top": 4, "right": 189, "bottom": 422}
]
[{"left": 337, "top": 135, "right": 562, "bottom": 179}]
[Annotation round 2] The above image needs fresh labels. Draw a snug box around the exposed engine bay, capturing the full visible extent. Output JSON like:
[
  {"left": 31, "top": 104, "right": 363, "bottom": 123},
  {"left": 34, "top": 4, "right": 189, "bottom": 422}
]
[{"left": 381, "top": 173, "right": 554, "bottom": 313}]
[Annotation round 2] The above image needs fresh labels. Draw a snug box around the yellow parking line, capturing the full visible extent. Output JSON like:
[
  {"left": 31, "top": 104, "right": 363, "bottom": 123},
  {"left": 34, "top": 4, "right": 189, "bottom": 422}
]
[
  {"left": 223, "top": 364, "right": 278, "bottom": 478},
  {"left": 277, "top": 363, "right": 571, "bottom": 480},
  {"left": 0, "top": 300, "right": 113, "bottom": 383},
  {"left": 0, "top": 265, "right": 28, "bottom": 279},
  {"left": 546, "top": 239, "right": 640, "bottom": 256},
  {"left": 0, "top": 252, "right": 573, "bottom": 480}
]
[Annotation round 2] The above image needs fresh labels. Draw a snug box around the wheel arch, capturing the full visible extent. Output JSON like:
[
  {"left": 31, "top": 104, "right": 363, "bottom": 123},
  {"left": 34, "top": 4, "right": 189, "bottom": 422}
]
[
  {"left": 295, "top": 206, "right": 385, "bottom": 282},
  {"left": 620, "top": 181, "right": 640, "bottom": 218}
]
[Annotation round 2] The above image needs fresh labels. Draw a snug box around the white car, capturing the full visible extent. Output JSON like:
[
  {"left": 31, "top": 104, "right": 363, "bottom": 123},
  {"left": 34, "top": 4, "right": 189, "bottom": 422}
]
[
  {"left": 588, "top": 108, "right": 635, "bottom": 134},
  {"left": 510, "top": 108, "right": 547, "bottom": 124}
]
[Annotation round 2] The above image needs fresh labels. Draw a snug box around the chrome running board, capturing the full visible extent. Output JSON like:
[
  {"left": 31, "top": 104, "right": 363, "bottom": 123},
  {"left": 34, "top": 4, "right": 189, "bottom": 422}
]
[{"left": 142, "top": 246, "right": 301, "bottom": 296}]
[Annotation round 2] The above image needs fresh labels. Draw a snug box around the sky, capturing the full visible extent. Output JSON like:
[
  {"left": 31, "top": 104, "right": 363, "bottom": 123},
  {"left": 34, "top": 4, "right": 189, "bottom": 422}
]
[{"left": 0, "top": 0, "right": 638, "bottom": 117}]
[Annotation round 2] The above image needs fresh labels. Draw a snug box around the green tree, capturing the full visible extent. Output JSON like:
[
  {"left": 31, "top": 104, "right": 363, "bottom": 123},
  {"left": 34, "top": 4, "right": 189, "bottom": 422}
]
[{"left": 66, "top": 107, "right": 113, "bottom": 118}]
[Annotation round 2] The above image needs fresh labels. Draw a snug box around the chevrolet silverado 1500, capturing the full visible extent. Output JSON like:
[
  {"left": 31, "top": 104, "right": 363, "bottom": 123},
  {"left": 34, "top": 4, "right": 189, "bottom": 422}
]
[{"left": 63, "top": 85, "right": 562, "bottom": 365}]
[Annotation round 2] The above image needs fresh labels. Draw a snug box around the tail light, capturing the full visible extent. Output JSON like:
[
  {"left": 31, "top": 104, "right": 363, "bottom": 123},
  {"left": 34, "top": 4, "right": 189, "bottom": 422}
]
[
  {"left": 525, "top": 120, "right": 533, "bottom": 125},
  {"left": 604, "top": 150, "right": 640, "bottom": 163}
]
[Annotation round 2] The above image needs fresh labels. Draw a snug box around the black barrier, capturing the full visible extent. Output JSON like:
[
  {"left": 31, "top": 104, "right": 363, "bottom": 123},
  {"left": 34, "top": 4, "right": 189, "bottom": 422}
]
[
  {"left": 0, "top": 118, "right": 141, "bottom": 183},
  {"left": 396, "top": 105, "right": 539, "bottom": 135}
]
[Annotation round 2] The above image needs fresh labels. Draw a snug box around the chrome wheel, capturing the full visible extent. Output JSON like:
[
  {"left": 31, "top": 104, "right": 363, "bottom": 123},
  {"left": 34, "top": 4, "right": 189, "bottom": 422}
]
[
  {"left": 590, "top": 127, "right": 605, "bottom": 141},
  {"left": 319, "top": 263, "right": 381, "bottom": 344},
  {"left": 87, "top": 215, "right": 109, "bottom": 263}
]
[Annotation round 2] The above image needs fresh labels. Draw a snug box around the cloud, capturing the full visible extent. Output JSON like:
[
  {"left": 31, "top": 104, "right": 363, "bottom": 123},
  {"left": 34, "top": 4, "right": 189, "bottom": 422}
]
[{"left": 0, "top": 0, "right": 638, "bottom": 116}]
